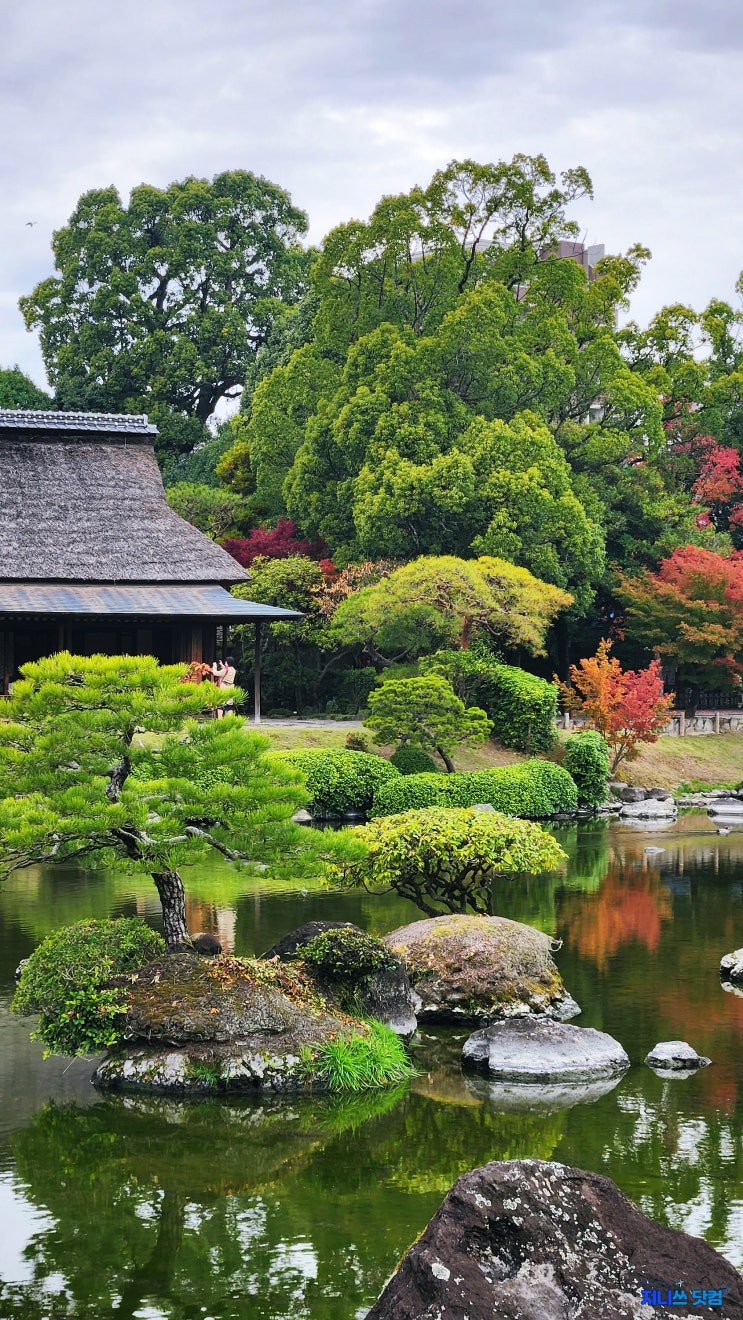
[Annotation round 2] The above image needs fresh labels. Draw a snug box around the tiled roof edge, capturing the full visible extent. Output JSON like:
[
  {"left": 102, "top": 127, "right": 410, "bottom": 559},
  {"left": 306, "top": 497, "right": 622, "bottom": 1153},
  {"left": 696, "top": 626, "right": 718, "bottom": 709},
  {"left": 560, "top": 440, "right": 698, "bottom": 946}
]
[{"left": 0, "top": 409, "right": 158, "bottom": 433}]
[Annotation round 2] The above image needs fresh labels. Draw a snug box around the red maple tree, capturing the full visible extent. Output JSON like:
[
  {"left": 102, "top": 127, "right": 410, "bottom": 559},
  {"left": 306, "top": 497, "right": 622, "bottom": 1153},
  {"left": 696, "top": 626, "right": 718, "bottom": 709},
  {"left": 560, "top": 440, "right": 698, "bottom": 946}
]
[
  {"left": 618, "top": 545, "right": 743, "bottom": 695},
  {"left": 560, "top": 639, "right": 674, "bottom": 773},
  {"left": 221, "top": 518, "right": 329, "bottom": 569}
]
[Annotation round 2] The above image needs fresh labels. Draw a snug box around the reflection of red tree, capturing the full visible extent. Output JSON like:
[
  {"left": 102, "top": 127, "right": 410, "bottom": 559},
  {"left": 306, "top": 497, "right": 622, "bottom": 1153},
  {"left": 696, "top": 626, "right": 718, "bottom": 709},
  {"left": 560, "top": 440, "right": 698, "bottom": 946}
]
[
  {"left": 655, "top": 985, "right": 743, "bottom": 1112},
  {"left": 566, "top": 864, "right": 672, "bottom": 970}
]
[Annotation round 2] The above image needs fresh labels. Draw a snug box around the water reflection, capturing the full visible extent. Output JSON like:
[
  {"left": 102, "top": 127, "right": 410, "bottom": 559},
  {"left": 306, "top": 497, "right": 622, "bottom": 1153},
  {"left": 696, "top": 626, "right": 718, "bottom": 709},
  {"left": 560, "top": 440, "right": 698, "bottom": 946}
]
[{"left": 1, "top": 817, "right": 743, "bottom": 1315}]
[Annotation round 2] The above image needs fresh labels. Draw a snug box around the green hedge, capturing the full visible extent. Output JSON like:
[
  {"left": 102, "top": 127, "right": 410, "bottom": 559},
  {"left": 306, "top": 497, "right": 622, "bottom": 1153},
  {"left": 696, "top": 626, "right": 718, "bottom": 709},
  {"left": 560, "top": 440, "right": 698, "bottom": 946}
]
[
  {"left": 389, "top": 744, "right": 441, "bottom": 775},
  {"left": 564, "top": 730, "right": 609, "bottom": 806},
  {"left": 479, "top": 665, "right": 557, "bottom": 752},
  {"left": 420, "top": 652, "right": 557, "bottom": 752},
  {"left": 281, "top": 749, "right": 400, "bottom": 816},
  {"left": 371, "top": 759, "right": 577, "bottom": 819}
]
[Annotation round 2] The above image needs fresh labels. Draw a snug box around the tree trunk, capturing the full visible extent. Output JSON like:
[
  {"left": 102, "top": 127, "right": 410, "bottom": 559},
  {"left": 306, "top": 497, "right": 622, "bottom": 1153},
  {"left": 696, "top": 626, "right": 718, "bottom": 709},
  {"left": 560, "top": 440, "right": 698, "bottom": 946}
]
[
  {"left": 436, "top": 745, "right": 456, "bottom": 773},
  {"left": 151, "top": 870, "right": 191, "bottom": 950}
]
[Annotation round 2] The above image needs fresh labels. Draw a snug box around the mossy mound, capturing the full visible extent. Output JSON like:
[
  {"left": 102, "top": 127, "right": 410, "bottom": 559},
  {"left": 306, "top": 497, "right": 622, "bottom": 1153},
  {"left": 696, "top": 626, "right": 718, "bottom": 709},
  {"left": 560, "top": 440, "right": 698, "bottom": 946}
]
[
  {"left": 383, "top": 915, "right": 579, "bottom": 1025},
  {"left": 94, "top": 952, "right": 413, "bottom": 1095}
]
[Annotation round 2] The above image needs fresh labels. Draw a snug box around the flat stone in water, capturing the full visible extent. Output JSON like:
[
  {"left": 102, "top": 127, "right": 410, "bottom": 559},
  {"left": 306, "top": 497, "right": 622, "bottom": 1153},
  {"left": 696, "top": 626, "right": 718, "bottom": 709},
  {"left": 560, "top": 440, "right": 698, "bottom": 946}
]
[
  {"left": 644, "top": 1040, "right": 711, "bottom": 1070},
  {"left": 462, "top": 1017, "right": 629, "bottom": 1082}
]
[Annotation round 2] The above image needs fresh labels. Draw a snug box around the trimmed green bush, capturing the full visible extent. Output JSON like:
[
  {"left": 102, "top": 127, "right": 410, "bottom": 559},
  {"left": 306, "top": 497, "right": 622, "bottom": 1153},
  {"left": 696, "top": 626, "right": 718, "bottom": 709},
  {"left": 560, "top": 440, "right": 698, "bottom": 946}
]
[
  {"left": 421, "top": 652, "right": 557, "bottom": 752},
  {"left": 334, "top": 807, "right": 567, "bottom": 916},
  {"left": 389, "top": 744, "right": 441, "bottom": 775},
  {"left": 281, "top": 749, "right": 400, "bottom": 816},
  {"left": 12, "top": 918, "right": 165, "bottom": 1056},
  {"left": 371, "top": 759, "right": 577, "bottom": 819},
  {"left": 301, "top": 927, "right": 395, "bottom": 996},
  {"left": 564, "top": 730, "right": 610, "bottom": 806},
  {"left": 301, "top": 1021, "right": 415, "bottom": 1090}
]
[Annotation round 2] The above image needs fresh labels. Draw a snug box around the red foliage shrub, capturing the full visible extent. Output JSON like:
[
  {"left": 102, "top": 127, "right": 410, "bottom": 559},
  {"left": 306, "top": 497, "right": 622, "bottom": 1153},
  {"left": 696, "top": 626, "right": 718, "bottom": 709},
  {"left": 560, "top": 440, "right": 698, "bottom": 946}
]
[{"left": 222, "top": 518, "right": 329, "bottom": 568}]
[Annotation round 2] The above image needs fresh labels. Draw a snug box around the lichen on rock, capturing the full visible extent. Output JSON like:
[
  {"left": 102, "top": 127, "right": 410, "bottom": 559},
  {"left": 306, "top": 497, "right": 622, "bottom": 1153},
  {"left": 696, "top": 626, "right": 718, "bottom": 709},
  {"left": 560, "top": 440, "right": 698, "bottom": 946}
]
[
  {"left": 383, "top": 914, "right": 579, "bottom": 1024},
  {"left": 94, "top": 952, "right": 363, "bottom": 1095}
]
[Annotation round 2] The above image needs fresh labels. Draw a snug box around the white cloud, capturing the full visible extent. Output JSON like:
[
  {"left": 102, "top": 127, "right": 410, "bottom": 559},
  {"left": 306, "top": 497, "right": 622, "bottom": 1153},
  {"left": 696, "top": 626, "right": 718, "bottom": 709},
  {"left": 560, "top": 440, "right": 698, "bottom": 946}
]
[{"left": 2, "top": 0, "right": 743, "bottom": 388}]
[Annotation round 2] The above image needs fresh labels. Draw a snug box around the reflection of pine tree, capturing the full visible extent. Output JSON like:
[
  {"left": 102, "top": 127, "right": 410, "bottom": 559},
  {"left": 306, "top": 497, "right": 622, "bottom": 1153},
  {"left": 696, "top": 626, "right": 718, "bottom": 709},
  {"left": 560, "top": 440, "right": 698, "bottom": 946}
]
[{"left": 116, "top": 1191, "right": 185, "bottom": 1320}]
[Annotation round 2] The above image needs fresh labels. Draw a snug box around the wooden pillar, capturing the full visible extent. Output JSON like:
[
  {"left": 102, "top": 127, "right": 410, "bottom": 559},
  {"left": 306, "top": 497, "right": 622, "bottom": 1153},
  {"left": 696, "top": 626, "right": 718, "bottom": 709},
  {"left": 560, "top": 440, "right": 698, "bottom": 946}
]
[
  {"left": 715, "top": 711, "right": 721, "bottom": 734},
  {"left": 254, "top": 620, "right": 262, "bottom": 724},
  {"left": 2, "top": 628, "right": 13, "bottom": 697},
  {"left": 679, "top": 711, "right": 686, "bottom": 737}
]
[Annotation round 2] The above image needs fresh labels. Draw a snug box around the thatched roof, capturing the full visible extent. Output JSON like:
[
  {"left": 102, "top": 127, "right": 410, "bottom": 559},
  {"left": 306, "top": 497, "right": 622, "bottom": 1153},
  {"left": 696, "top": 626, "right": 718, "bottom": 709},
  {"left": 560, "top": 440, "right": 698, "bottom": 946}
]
[{"left": 0, "top": 410, "right": 248, "bottom": 585}]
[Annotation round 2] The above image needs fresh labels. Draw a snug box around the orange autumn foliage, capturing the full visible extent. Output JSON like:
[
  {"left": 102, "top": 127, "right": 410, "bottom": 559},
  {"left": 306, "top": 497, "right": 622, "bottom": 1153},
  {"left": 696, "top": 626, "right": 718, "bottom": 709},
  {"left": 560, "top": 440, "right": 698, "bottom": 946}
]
[{"left": 559, "top": 638, "right": 674, "bottom": 774}]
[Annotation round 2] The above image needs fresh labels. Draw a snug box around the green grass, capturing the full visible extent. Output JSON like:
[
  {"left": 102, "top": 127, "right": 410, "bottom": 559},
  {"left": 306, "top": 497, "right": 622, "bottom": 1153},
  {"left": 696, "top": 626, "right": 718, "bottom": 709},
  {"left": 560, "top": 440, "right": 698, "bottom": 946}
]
[
  {"left": 257, "top": 721, "right": 524, "bottom": 771},
  {"left": 302, "top": 1021, "right": 416, "bottom": 1092}
]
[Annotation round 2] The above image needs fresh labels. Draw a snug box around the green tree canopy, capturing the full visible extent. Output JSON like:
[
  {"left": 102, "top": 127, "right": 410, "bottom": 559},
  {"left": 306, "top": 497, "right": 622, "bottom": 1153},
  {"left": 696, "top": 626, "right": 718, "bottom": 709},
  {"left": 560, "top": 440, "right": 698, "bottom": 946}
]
[
  {"left": 328, "top": 555, "right": 573, "bottom": 663},
  {"left": 20, "top": 171, "right": 309, "bottom": 461},
  {"left": 0, "top": 365, "right": 52, "bottom": 409}
]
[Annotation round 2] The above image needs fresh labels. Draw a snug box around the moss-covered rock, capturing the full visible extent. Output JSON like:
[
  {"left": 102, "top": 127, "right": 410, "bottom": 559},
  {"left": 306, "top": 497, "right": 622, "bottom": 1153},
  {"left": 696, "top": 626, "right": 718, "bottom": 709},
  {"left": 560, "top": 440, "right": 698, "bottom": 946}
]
[
  {"left": 383, "top": 915, "right": 579, "bottom": 1025},
  {"left": 93, "top": 953, "right": 362, "bottom": 1095}
]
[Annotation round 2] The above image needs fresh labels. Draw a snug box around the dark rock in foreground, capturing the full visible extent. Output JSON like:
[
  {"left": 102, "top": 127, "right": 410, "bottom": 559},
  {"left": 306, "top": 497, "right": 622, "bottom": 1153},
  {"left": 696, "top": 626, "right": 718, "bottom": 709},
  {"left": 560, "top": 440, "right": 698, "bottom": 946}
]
[
  {"left": 645, "top": 1040, "right": 711, "bottom": 1071},
  {"left": 365, "top": 1159, "right": 743, "bottom": 1320},
  {"left": 384, "top": 915, "right": 579, "bottom": 1025},
  {"left": 462, "top": 1017, "right": 629, "bottom": 1082},
  {"left": 263, "top": 920, "right": 418, "bottom": 1036}
]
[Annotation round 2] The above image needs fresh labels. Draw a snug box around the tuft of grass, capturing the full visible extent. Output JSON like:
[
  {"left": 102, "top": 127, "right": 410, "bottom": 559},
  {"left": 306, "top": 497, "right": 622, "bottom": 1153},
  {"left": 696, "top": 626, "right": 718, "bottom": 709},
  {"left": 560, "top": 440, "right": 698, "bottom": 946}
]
[{"left": 302, "top": 1021, "right": 416, "bottom": 1092}]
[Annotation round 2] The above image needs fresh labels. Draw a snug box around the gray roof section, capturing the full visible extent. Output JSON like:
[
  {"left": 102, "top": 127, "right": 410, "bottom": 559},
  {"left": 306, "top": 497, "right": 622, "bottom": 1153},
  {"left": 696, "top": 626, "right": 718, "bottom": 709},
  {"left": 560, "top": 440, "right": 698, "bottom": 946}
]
[
  {"left": 0, "top": 584, "right": 302, "bottom": 619},
  {"left": 0, "top": 435, "right": 248, "bottom": 585},
  {"left": 0, "top": 409, "right": 157, "bottom": 437}
]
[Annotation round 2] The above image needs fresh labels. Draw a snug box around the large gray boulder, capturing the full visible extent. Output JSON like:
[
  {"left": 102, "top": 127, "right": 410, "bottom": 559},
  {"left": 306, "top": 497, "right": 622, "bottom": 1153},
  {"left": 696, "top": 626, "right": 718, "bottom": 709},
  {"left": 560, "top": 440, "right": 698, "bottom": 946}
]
[
  {"left": 94, "top": 952, "right": 356, "bottom": 1095},
  {"left": 365, "top": 1159, "right": 743, "bottom": 1319},
  {"left": 383, "top": 915, "right": 579, "bottom": 1025},
  {"left": 462, "top": 1017, "right": 629, "bottom": 1082}
]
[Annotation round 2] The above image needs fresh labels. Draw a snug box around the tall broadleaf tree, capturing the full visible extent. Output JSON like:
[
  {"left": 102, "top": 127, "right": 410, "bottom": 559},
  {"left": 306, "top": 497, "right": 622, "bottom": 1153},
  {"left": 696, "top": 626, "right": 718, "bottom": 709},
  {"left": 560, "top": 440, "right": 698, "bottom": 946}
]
[{"left": 20, "top": 171, "right": 309, "bottom": 461}]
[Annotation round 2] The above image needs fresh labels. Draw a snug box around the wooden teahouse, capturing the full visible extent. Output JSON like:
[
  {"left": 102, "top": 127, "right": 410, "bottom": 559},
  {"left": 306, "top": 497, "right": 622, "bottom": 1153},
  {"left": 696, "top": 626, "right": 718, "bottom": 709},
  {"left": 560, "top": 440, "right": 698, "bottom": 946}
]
[{"left": 0, "top": 409, "right": 300, "bottom": 718}]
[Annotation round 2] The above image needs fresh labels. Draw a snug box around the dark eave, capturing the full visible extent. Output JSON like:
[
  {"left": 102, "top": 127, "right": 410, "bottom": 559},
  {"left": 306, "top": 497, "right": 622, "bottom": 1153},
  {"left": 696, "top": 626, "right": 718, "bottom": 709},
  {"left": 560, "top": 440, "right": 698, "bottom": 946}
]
[{"left": 0, "top": 584, "right": 302, "bottom": 621}]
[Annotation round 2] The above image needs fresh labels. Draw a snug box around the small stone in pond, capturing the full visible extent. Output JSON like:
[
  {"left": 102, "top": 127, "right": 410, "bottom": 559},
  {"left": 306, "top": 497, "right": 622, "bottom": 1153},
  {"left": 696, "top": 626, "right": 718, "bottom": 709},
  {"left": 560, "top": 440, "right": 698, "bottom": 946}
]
[{"left": 644, "top": 1040, "right": 710, "bottom": 1070}]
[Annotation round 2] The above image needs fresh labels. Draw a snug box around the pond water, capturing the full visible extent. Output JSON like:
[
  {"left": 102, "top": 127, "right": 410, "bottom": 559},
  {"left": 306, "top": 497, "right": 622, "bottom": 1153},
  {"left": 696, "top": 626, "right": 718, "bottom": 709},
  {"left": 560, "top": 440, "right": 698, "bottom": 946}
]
[{"left": 1, "top": 814, "right": 743, "bottom": 1318}]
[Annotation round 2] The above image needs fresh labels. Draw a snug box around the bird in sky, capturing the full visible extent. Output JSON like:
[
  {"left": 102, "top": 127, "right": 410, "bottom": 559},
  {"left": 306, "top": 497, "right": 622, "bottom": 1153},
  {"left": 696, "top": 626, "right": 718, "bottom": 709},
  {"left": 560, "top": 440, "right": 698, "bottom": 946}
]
[{"left": 25, "top": 221, "right": 38, "bottom": 227}]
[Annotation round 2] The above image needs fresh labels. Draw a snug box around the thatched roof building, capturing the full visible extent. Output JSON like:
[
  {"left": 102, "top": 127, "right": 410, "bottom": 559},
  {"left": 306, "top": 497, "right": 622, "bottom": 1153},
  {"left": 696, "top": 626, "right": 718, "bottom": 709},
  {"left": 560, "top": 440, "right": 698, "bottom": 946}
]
[{"left": 0, "top": 410, "right": 300, "bottom": 717}]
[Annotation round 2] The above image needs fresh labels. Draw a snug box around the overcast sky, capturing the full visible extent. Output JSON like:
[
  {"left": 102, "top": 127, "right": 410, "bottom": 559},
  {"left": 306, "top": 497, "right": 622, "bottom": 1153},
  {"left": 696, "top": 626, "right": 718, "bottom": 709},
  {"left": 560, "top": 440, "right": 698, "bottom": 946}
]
[{"left": 3, "top": 0, "right": 742, "bottom": 389}]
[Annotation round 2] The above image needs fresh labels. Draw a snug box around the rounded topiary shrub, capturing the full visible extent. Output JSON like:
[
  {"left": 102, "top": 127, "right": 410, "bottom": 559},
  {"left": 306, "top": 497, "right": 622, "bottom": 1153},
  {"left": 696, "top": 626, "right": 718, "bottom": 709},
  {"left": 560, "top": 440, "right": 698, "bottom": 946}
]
[
  {"left": 334, "top": 807, "right": 567, "bottom": 916},
  {"left": 301, "top": 927, "right": 396, "bottom": 1003},
  {"left": 371, "top": 773, "right": 447, "bottom": 816},
  {"left": 389, "top": 744, "right": 441, "bottom": 776},
  {"left": 12, "top": 918, "right": 165, "bottom": 1056},
  {"left": 283, "top": 750, "right": 400, "bottom": 816},
  {"left": 564, "top": 730, "right": 610, "bottom": 806}
]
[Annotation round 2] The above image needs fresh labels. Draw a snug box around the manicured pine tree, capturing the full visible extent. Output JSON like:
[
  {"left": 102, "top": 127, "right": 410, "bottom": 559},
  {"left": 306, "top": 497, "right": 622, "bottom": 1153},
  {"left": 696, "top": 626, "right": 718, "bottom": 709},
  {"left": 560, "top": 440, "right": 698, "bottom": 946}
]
[{"left": 0, "top": 653, "right": 344, "bottom": 949}]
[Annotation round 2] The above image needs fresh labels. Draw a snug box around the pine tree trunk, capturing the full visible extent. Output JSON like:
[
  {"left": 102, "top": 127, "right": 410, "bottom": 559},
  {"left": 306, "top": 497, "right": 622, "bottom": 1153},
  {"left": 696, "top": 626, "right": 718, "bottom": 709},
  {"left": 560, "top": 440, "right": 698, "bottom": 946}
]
[{"left": 151, "top": 870, "right": 191, "bottom": 950}]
